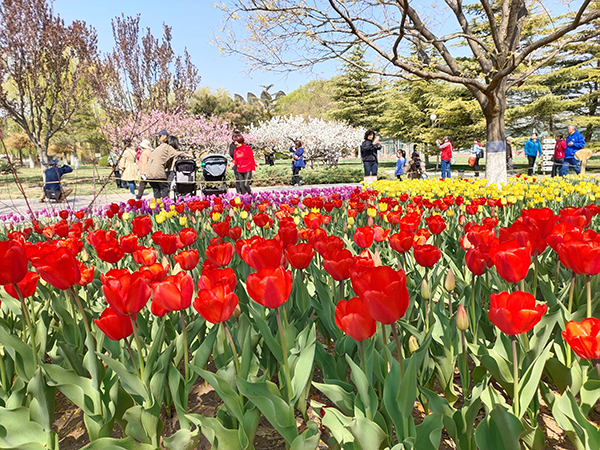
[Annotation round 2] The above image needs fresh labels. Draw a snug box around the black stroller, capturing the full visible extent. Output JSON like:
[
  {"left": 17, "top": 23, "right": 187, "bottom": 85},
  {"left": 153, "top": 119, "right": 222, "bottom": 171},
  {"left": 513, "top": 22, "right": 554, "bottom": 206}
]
[
  {"left": 200, "top": 154, "right": 228, "bottom": 196},
  {"left": 172, "top": 158, "right": 198, "bottom": 199}
]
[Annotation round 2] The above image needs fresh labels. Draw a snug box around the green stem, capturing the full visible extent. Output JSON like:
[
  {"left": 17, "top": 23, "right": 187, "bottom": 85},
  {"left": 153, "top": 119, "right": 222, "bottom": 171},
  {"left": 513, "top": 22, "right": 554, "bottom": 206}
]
[
  {"left": 532, "top": 257, "right": 539, "bottom": 299},
  {"left": 586, "top": 275, "right": 592, "bottom": 318},
  {"left": 471, "top": 276, "right": 477, "bottom": 344},
  {"left": 391, "top": 322, "right": 404, "bottom": 377},
  {"left": 125, "top": 339, "right": 140, "bottom": 378},
  {"left": 180, "top": 310, "right": 189, "bottom": 381},
  {"left": 130, "top": 315, "right": 145, "bottom": 382},
  {"left": 554, "top": 257, "right": 560, "bottom": 295},
  {"left": 568, "top": 272, "right": 576, "bottom": 315},
  {"left": 519, "top": 279, "right": 525, "bottom": 292},
  {"left": 276, "top": 307, "right": 292, "bottom": 403},
  {"left": 512, "top": 336, "right": 519, "bottom": 418},
  {"left": 69, "top": 287, "right": 91, "bottom": 334},
  {"left": 14, "top": 285, "right": 38, "bottom": 366},
  {"left": 596, "top": 361, "right": 600, "bottom": 378},
  {"left": 223, "top": 322, "right": 241, "bottom": 376},
  {"left": 339, "top": 280, "right": 344, "bottom": 302},
  {"left": 0, "top": 350, "right": 8, "bottom": 394},
  {"left": 448, "top": 291, "right": 453, "bottom": 317},
  {"left": 461, "top": 330, "right": 468, "bottom": 395},
  {"left": 359, "top": 340, "right": 367, "bottom": 375},
  {"left": 381, "top": 323, "right": 389, "bottom": 373}
]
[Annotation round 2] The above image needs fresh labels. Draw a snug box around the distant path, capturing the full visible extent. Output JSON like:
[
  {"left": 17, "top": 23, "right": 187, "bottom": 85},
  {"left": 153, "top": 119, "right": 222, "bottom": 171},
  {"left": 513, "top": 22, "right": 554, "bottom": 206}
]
[{"left": 0, "top": 183, "right": 361, "bottom": 222}]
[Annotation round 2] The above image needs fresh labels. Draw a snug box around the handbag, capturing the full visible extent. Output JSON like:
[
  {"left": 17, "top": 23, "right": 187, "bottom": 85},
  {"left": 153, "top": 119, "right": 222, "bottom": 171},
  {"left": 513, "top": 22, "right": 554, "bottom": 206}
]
[{"left": 468, "top": 156, "right": 476, "bottom": 167}]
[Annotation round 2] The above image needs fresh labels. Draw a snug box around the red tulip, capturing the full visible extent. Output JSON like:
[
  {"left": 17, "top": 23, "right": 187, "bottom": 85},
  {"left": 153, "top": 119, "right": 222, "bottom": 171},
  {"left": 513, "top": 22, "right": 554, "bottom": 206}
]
[
  {"left": 30, "top": 244, "right": 80, "bottom": 290},
  {"left": 253, "top": 213, "right": 270, "bottom": 228},
  {"left": 284, "top": 243, "right": 315, "bottom": 270},
  {"left": 139, "top": 263, "right": 169, "bottom": 283},
  {"left": 559, "top": 207, "right": 592, "bottom": 229},
  {"left": 304, "top": 212, "right": 322, "bottom": 229},
  {"left": 205, "top": 242, "right": 235, "bottom": 267},
  {"left": 500, "top": 222, "right": 545, "bottom": 256},
  {"left": 563, "top": 318, "right": 600, "bottom": 360},
  {"left": 350, "top": 266, "right": 410, "bottom": 324},
  {"left": 413, "top": 228, "right": 430, "bottom": 247},
  {"left": 557, "top": 240, "right": 600, "bottom": 276},
  {"left": 322, "top": 249, "right": 355, "bottom": 281},
  {"left": 198, "top": 267, "right": 237, "bottom": 292},
  {"left": 353, "top": 227, "right": 374, "bottom": 249},
  {"left": 520, "top": 208, "right": 557, "bottom": 239},
  {"left": 179, "top": 228, "right": 197, "bottom": 247},
  {"left": 489, "top": 240, "right": 531, "bottom": 283},
  {"left": 400, "top": 212, "right": 422, "bottom": 233},
  {"left": 335, "top": 297, "right": 376, "bottom": 341},
  {"left": 174, "top": 249, "right": 200, "bottom": 271},
  {"left": 0, "top": 239, "right": 28, "bottom": 285},
  {"left": 313, "top": 235, "right": 345, "bottom": 257},
  {"left": 133, "top": 247, "right": 158, "bottom": 266},
  {"left": 4, "top": 272, "right": 39, "bottom": 299},
  {"left": 372, "top": 225, "right": 390, "bottom": 242},
  {"left": 151, "top": 272, "right": 194, "bottom": 316},
  {"left": 120, "top": 234, "right": 139, "bottom": 254},
  {"left": 94, "top": 307, "right": 134, "bottom": 341},
  {"left": 228, "top": 226, "right": 242, "bottom": 241},
  {"left": 466, "top": 225, "right": 496, "bottom": 248},
  {"left": 425, "top": 215, "right": 446, "bottom": 235},
  {"left": 278, "top": 224, "right": 299, "bottom": 248},
  {"left": 246, "top": 239, "right": 283, "bottom": 270},
  {"left": 389, "top": 231, "right": 414, "bottom": 254},
  {"left": 101, "top": 269, "right": 151, "bottom": 316},
  {"left": 413, "top": 244, "right": 442, "bottom": 268},
  {"left": 77, "top": 262, "right": 95, "bottom": 286},
  {"left": 158, "top": 234, "right": 183, "bottom": 255},
  {"left": 194, "top": 284, "right": 239, "bottom": 323},
  {"left": 488, "top": 291, "right": 546, "bottom": 335},
  {"left": 95, "top": 239, "right": 125, "bottom": 264},
  {"left": 131, "top": 215, "right": 153, "bottom": 237},
  {"left": 465, "top": 247, "right": 487, "bottom": 276},
  {"left": 307, "top": 228, "right": 327, "bottom": 247},
  {"left": 246, "top": 266, "right": 293, "bottom": 309}
]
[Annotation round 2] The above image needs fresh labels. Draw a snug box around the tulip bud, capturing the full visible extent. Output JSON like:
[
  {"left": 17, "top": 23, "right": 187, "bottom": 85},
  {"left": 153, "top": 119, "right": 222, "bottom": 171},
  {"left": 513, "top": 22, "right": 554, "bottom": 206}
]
[
  {"left": 200, "top": 228, "right": 206, "bottom": 239},
  {"left": 162, "top": 255, "right": 170, "bottom": 269},
  {"left": 232, "top": 304, "right": 242, "bottom": 318},
  {"left": 408, "top": 335, "right": 419, "bottom": 354},
  {"left": 421, "top": 279, "right": 430, "bottom": 300},
  {"left": 456, "top": 305, "right": 469, "bottom": 331},
  {"left": 367, "top": 216, "right": 374, "bottom": 227},
  {"left": 445, "top": 268, "right": 455, "bottom": 292},
  {"left": 373, "top": 248, "right": 382, "bottom": 267},
  {"left": 81, "top": 248, "right": 89, "bottom": 262}
]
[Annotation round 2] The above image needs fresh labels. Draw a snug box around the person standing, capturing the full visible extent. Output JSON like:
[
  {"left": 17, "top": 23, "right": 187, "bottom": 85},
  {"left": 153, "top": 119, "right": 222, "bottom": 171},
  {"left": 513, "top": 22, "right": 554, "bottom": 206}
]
[
  {"left": 551, "top": 133, "right": 566, "bottom": 177},
  {"left": 470, "top": 138, "right": 483, "bottom": 177},
  {"left": 360, "top": 130, "right": 381, "bottom": 177},
  {"left": 232, "top": 135, "right": 256, "bottom": 195},
  {"left": 290, "top": 140, "right": 305, "bottom": 186},
  {"left": 436, "top": 136, "right": 453, "bottom": 179},
  {"left": 229, "top": 130, "right": 242, "bottom": 192},
  {"left": 506, "top": 137, "right": 514, "bottom": 176},
  {"left": 42, "top": 159, "right": 73, "bottom": 202},
  {"left": 562, "top": 125, "right": 585, "bottom": 176},
  {"left": 145, "top": 131, "right": 184, "bottom": 198},
  {"left": 136, "top": 139, "right": 153, "bottom": 199},
  {"left": 524, "top": 132, "right": 542, "bottom": 176},
  {"left": 119, "top": 140, "right": 139, "bottom": 195},
  {"left": 395, "top": 150, "right": 406, "bottom": 180},
  {"left": 108, "top": 145, "right": 125, "bottom": 188}
]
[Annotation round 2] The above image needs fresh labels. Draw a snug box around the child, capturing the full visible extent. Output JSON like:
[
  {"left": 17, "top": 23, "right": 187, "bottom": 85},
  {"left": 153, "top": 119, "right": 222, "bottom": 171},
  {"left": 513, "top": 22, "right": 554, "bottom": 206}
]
[
  {"left": 552, "top": 133, "right": 566, "bottom": 177},
  {"left": 395, "top": 150, "right": 406, "bottom": 180}
]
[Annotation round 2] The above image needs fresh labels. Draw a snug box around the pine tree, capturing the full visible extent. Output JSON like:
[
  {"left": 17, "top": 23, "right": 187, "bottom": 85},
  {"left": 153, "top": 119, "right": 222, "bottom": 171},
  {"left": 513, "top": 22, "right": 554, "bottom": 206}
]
[{"left": 329, "top": 46, "right": 383, "bottom": 130}]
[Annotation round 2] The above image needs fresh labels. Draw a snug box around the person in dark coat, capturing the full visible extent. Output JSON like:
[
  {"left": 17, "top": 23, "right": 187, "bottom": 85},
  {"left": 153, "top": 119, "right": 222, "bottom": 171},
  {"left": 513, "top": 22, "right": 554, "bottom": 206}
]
[
  {"left": 290, "top": 140, "right": 305, "bottom": 186},
  {"left": 361, "top": 130, "right": 381, "bottom": 177},
  {"left": 41, "top": 159, "right": 73, "bottom": 202}
]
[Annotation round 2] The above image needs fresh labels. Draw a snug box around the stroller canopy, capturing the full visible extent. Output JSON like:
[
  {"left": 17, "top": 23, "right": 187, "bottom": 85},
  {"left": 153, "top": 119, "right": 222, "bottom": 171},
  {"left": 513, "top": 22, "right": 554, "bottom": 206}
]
[{"left": 202, "top": 154, "right": 228, "bottom": 180}]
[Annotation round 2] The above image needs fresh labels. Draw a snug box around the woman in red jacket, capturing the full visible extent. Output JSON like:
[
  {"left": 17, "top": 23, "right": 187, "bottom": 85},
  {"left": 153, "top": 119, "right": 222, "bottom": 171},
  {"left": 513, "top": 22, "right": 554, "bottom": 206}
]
[
  {"left": 232, "top": 135, "right": 256, "bottom": 194},
  {"left": 552, "top": 132, "right": 566, "bottom": 177}
]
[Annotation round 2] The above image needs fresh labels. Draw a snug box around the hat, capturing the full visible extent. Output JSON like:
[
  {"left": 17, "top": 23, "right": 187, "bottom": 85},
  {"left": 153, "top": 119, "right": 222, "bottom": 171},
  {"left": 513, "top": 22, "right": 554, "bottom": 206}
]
[
  {"left": 157, "top": 129, "right": 169, "bottom": 136},
  {"left": 49, "top": 159, "right": 58, "bottom": 166},
  {"left": 139, "top": 139, "right": 152, "bottom": 150}
]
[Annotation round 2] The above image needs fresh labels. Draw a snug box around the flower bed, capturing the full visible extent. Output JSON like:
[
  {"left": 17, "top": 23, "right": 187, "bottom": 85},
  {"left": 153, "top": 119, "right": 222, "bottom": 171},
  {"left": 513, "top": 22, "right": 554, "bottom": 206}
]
[{"left": 0, "top": 176, "right": 600, "bottom": 449}]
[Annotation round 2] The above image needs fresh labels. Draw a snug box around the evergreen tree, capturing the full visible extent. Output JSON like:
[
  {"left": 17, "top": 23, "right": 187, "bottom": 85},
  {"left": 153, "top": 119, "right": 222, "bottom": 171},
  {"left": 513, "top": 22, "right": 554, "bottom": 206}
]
[{"left": 329, "top": 46, "right": 383, "bottom": 130}]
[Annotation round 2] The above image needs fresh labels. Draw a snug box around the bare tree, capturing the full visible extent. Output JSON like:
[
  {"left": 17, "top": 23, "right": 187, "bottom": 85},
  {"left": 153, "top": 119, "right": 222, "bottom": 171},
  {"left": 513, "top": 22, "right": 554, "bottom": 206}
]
[
  {"left": 93, "top": 14, "right": 200, "bottom": 143},
  {"left": 217, "top": 1, "right": 600, "bottom": 183},
  {"left": 0, "top": 0, "right": 98, "bottom": 170}
]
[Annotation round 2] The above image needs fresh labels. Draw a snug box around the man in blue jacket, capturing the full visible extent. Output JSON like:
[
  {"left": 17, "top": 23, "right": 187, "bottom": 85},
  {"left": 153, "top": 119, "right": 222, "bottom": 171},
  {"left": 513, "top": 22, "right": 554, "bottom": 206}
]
[
  {"left": 524, "top": 132, "right": 542, "bottom": 176},
  {"left": 561, "top": 125, "right": 585, "bottom": 176}
]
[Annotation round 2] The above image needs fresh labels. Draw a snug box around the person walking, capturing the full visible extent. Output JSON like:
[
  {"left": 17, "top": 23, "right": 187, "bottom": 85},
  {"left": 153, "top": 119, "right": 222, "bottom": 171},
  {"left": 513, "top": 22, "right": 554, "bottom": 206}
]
[
  {"left": 290, "top": 140, "right": 305, "bottom": 186},
  {"left": 395, "top": 150, "right": 406, "bottom": 180},
  {"left": 551, "top": 133, "right": 566, "bottom": 177},
  {"left": 360, "top": 130, "right": 381, "bottom": 178},
  {"left": 506, "top": 137, "right": 515, "bottom": 176},
  {"left": 229, "top": 129, "right": 243, "bottom": 192},
  {"left": 232, "top": 135, "right": 256, "bottom": 195},
  {"left": 436, "top": 136, "right": 453, "bottom": 179},
  {"left": 524, "top": 132, "right": 542, "bottom": 176},
  {"left": 562, "top": 125, "right": 586, "bottom": 176},
  {"left": 145, "top": 131, "right": 184, "bottom": 198},
  {"left": 136, "top": 139, "right": 153, "bottom": 199},
  {"left": 119, "top": 140, "right": 139, "bottom": 196},
  {"left": 108, "top": 145, "right": 125, "bottom": 189},
  {"left": 470, "top": 138, "right": 483, "bottom": 177}
]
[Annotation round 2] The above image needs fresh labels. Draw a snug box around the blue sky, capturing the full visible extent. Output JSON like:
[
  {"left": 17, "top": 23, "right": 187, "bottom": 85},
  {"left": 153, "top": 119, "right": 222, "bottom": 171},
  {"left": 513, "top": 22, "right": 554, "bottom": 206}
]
[{"left": 52, "top": 0, "right": 334, "bottom": 97}]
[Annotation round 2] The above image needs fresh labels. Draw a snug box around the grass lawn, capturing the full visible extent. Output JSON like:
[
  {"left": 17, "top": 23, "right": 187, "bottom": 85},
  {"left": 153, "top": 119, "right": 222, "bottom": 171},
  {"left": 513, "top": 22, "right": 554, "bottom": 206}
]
[{"left": 0, "top": 155, "right": 595, "bottom": 200}]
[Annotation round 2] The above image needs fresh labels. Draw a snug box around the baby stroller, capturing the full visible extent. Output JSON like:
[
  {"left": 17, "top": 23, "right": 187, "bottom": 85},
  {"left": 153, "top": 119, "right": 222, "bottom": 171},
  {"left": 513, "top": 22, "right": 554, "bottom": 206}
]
[
  {"left": 200, "top": 154, "right": 228, "bottom": 196},
  {"left": 172, "top": 158, "right": 197, "bottom": 199}
]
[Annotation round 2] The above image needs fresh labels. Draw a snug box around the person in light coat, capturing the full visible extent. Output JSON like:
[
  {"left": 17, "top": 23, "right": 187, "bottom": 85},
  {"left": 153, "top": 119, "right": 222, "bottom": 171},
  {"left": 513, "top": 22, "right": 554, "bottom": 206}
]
[
  {"left": 136, "top": 139, "right": 153, "bottom": 199},
  {"left": 119, "top": 140, "right": 139, "bottom": 195}
]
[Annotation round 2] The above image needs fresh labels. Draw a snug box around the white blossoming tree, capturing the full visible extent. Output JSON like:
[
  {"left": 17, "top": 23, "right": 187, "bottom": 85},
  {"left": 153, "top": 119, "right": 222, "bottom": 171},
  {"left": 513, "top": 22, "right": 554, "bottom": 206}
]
[{"left": 248, "top": 115, "right": 365, "bottom": 167}]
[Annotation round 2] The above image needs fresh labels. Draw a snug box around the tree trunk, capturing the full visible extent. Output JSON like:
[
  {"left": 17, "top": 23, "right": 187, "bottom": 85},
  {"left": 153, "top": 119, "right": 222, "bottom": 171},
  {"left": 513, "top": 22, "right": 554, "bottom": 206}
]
[{"left": 482, "top": 90, "right": 508, "bottom": 185}]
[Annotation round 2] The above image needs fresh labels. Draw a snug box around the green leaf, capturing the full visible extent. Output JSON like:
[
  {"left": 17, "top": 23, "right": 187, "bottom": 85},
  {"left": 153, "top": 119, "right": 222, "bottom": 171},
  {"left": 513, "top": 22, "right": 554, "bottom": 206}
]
[
  {"left": 81, "top": 437, "right": 156, "bottom": 450},
  {"left": 345, "top": 354, "right": 377, "bottom": 420},
  {"left": 0, "top": 407, "right": 51, "bottom": 449},
  {"left": 190, "top": 366, "right": 244, "bottom": 423},
  {"left": 414, "top": 413, "right": 443, "bottom": 450},
  {"left": 163, "top": 428, "right": 199, "bottom": 450},
  {"left": 0, "top": 327, "right": 36, "bottom": 382},
  {"left": 552, "top": 390, "right": 600, "bottom": 450},
  {"left": 291, "top": 421, "right": 320, "bottom": 450},
  {"left": 237, "top": 378, "right": 298, "bottom": 444},
  {"left": 27, "top": 368, "right": 56, "bottom": 432},
  {"left": 347, "top": 416, "right": 388, "bottom": 450},
  {"left": 97, "top": 352, "right": 147, "bottom": 403},
  {"left": 518, "top": 343, "right": 552, "bottom": 419},
  {"left": 312, "top": 381, "right": 354, "bottom": 416},
  {"left": 186, "top": 414, "right": 241, "bottom": 450},
  {"left": 319, "top": 407, "right": 355, "bottom": 447},
  {"left": 248, "top": 305, "right": 283, "bottom": 363},
  {"left": 290, "top": 324, "right": 316, "bottom": 405},
  {"left": 475, "top": 405, "right": 525, "bottom": 450},
  {"left": 123, "top": 405, "right": 163, "bottom": 447}
]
